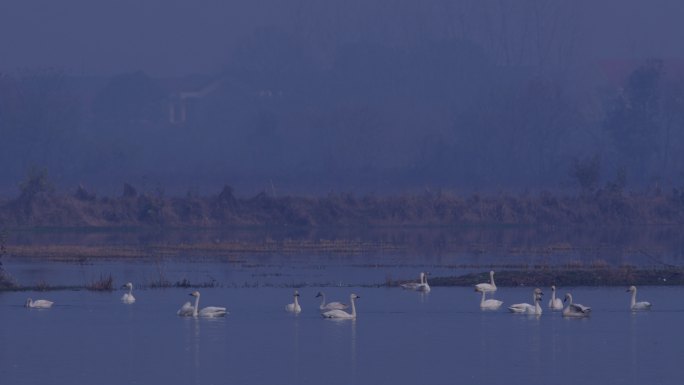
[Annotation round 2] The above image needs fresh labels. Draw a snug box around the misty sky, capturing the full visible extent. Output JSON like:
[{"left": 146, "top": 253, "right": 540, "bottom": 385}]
[{"left": 2, "top": 0, "right": 684, "bottom": 76}]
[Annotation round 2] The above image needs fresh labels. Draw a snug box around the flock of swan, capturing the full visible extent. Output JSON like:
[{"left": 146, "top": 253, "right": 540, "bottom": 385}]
[
  {"left": 403, "top": 270, "right": 652, "bottom": 317},
  {"left": 22, "top": 271, "right": 653, "bottom": 318}
]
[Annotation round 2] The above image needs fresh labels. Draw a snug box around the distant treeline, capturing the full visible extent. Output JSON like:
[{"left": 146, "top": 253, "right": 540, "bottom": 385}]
[
  {"left": 2, "top": 172, "right": 684, "bottom": 227},
  {"left": 2, "top": 7, "right": 684, "bottom": 195}
]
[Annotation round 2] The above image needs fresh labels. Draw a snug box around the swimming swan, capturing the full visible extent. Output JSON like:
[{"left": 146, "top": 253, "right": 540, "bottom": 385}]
[
  {"left": 401, "top": 272, "right": 425, "bottom": 290},
  {"left": 25, "top": 298, "right": 53, "bottom": 308},
  {"left": 627, "top": 286, "right": 651, "bottom": 311},
  {"left": 548, "top": 285, "right": 563, "bottom": 310},
  {"left": 121, "top": 282, "right": 136, "bottom": 304},
  {"left": 322, "top": 294, "right": 360, "bottom": 319},
  {"left": 179, "top": 291, "right": 228, "bottom": 318},
  {"left": 316, "top": 291, "right": 348, "bottom": 311},
  {"left": 286, "top": 290, "right": 302, "bottom": 313},
  {"left": 562, "top": 293, "right": 591, "bottom": 317},
  {"left": 417, "top": 272, "right": 431, "bottom": 293},
  {"left": 475, "top": 270, "right": 497, "bottom": 293},
  {"left": 508, "top": 288, "right": 543, "bottom": 315},
  {"left": 479, "top": 290, "right": 503, "bottom": 310}
]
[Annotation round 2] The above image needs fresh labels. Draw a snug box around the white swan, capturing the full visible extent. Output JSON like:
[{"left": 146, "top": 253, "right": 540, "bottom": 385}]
[
  {"left": 322, "top": 294, "right": 360, "bottom": 319},
  {"left": 508, "top": 288, "right": 543, "bottom": 315},
  {"left": 286, "top": 290, "right": 302, "bottom": 313},
  {"left": 179, "top": 291, "right": 228, "bottom": 318},
  {"left": 548, "top": 285, "right": 563, "bottom": 310},
  {"left": 475, "top": 270, "right": 497, "bottom": 293},
  {"left": 479, "top": 290, "right": 503, "bottom": 310},
  {"left": 562, "top": 293, "right": 591, "bottom": 318},
  {"left": 401, "top": 272, "right": 425, "bottom": 290},
  {"left": 121, "top": 282, "right": 136, "bottom": 304},
  {"left": 627, "top": 286, "right": 651, "bottom": 311},
  {"left": 316, "top": 291, "right": 348, "bottom": 311},
  {"left": 25, "top": 298, "right": 53, "bottom": 308},
  {"left": 417, "top": 272, "right": 431, "bottom": 293}
]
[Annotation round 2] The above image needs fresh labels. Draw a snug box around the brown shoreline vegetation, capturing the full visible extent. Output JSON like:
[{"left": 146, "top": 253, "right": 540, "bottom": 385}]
[
  {"left": 3, "top": 183, "right": 684, "bottom": 227},
  {"left": 3, "top": 267, "right": 683, "bottom": 292}
]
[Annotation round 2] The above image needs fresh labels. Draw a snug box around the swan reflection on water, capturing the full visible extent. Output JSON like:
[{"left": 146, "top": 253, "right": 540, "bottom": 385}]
[{"left": 181, "top": 316, "right": 202, "bottom": 385}]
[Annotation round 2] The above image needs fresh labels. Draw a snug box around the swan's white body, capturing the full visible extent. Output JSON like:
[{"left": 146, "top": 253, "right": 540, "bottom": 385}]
[
  {"left": 177, "top": 301, "right": 195, "bottom": 316},
  {"left": 562, "top": 293, "right": 591, "bottom": 318},
  {"left": 322, "top": 294, "right": 359, "bottom": 319},
  {"left": 508, "top": 288, "right": 543, "bottom": 315},
  {"left": 548, "top": 285, "right": 563, "bottom": 310},
  {"left": 401, "top": 272, "right": 426, "bottom": 290},
  {"left": 121, "top": 282, "right": 136, "bottom": 304},
  {"left": 286, "top": 290, "right": 302, "bottom": 313},
  {"left": 25, "top": 298, "right": 53, "bottom": 309},
  {"left": 475, "top": 271, "right": 497, "bottom": 293},
  {"left": 479, "top": 290, "right": 503, "bottom": 310},
  {"left": 316, "top": 292, "right": 348, "bottom": 311},
  {"left": 179, "top": 291, "right": 228, "bottom": 318},
  {"left": 627, "top": 286, "right": 651, "bottom": 311}
]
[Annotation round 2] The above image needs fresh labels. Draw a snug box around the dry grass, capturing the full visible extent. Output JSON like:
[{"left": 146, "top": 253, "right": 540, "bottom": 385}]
[{"left": 87, "top": 273, "right": 114, "bottom": 291}]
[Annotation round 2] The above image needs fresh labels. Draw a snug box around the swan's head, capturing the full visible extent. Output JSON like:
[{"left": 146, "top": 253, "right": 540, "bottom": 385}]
[
  {"left": 315, "top": 291, "right": 323, "bottom": 298},
  {"left": 551, "top": 285, "right": 556, "bottom": 291},
  {"left": 189, "top": 291, "right": 200, "bottom": 297},
  {"left": 534, "top": 288, "right": 543, "bottom": 296},
  {"left": 294, "top": 290, "right": 300, "bottom": 297},
  {"left": 563, "top": 293, "right": 572, "bottom": 303},
  {"left": 351, "top": 293, "right": 360, "bottom": 300},
  {"left": 627, "top": 285, "right": 637, "bottom": 293},
  {"left": 490, "top": 270, "right": 495, "bottom": 276},
  {"left": 122, "top": 282, "right": 133, "bottom": 290}
]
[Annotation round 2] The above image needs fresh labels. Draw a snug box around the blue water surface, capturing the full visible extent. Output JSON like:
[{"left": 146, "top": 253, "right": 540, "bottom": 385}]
[{"left": 1, "top": 284, "right": 682, "bottom": 385}]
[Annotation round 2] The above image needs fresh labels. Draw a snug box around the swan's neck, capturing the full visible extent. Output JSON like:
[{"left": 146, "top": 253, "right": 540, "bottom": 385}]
[
  {"left": 294, "top": 295, "right": 300, "bottom": 308},
  {"left": 193, "top": 295, "right": 200, "bottom": 317},
  {"left": 631, "top": 290, "right": 637, "bottom": 307},
  {"left": 551, "top": 290, "right": 556, "bottom": 302},
  {"left": 535, "top": 299, "right": 542, "bottom": 314},
  {"left": 480, "top": 290, "right": 486, "bottom": 305},
  {"left": 490, "top": 273, "right": 495, "bottom": 286},
  {"left": 319, "top": 294, "right": 326, "bottom": 307},
  {"left": 423, "top": 274, "right": 428, "bottom": 285},
  {"left": 128, "top": 286, "right": 133, "bottom": 296},
  {"left": 567, "top": 295, "right": 573, "bottom": 305},
  {"left": 350, "top": 297, "right": 357, "bottom": 317}
]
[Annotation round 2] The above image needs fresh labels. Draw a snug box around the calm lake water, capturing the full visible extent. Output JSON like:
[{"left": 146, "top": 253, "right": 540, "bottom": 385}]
[{"left": 1, "top": 284, "right": 682, "bottom": 385}]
